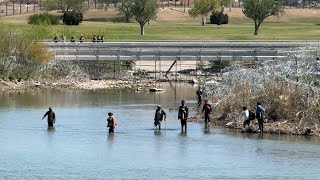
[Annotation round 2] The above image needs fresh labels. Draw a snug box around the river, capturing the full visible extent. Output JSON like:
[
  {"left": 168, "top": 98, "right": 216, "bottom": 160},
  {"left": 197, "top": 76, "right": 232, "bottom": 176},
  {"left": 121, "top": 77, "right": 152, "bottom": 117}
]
[{"left": 0, "top": 83, "right": 320, "bottom": 179}]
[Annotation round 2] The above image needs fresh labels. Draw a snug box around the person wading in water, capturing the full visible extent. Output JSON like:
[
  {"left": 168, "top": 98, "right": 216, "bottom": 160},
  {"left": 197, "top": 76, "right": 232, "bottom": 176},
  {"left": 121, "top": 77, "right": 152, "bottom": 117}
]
[
  {"left": 107, "top": 112, "right": 117, "bottom": 133},
  {"left": 42, "top": 107, "right": 56, "bottom": 127},
  {"left": 202, "top": 100, "right": 212, "bottom": 125},
  {"left": 196, "top": 87, "right": 203, "bottom": 108},
  {"left": 178, "top": 100, "right": 189, "bottom": 133},
  {"left": 154, "top": 105, "right": 166, "bottom": 130}
]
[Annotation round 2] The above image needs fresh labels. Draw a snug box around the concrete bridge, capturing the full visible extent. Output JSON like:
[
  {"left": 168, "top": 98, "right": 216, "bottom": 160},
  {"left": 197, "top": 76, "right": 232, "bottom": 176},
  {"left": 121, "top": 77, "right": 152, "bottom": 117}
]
[{"left": 46, "top": 41, "right": 320, "bottom": 62}]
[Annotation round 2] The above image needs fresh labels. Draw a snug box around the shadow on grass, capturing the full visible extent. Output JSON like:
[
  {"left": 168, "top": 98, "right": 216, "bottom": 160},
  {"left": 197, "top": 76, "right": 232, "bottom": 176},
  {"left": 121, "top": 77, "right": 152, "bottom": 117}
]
[{"left": 84, "top": 17, "right": 135, "bottom": 23}]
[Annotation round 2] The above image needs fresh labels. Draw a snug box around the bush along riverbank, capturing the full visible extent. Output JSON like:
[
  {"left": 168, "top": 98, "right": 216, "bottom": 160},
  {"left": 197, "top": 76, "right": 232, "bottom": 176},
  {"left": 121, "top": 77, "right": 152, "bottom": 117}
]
[
  {"left": 191, "top": 53, "right": 320, "bottom": 136},
  {"left": 190, "top": 111, "right": 320, "bottom": 136}
]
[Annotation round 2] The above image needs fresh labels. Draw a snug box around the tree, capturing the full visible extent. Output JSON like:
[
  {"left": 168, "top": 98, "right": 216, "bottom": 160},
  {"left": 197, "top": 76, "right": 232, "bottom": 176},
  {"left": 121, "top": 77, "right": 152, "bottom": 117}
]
[
  {"left": 44, "top": 0, "right": 86, "bottom": 13},
  {"left": 188, "top": 0, "right": 233, "bottom": 25},
  {"left": 117, "top": 0, "right": 135, "bottom": 22},
  {"left": 132, "top": 0, "right": 158, "bottom": 35},
  {"left": 242, "top": 0, "right": 284, "bottom": 35}
]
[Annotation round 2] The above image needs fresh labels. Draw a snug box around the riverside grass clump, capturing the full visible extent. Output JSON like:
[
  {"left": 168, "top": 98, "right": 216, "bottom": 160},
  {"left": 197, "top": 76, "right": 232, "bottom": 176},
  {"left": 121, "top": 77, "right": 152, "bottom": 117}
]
[
  {"left": 0, "top": 25, "right": 52, "bottom": 80},
  {"left": 28, "top": 13, "right": 60, "bottom": 25},
  {"left": 207, "top": 49, "right": 320, "bottom": 134}
]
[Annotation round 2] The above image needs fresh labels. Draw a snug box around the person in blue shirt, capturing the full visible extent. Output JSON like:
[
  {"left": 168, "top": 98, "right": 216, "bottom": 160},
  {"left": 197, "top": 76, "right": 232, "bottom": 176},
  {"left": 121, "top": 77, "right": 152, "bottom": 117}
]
[{"left": 256, "top": 102, "right": 266, "bottom": 134}]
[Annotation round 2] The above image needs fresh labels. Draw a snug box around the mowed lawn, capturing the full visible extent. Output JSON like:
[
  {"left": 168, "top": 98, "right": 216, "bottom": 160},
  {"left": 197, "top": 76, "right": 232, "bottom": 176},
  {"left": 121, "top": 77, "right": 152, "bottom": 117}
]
[{"left": 1, "top": 8, "right": 320, "bottom": 40}]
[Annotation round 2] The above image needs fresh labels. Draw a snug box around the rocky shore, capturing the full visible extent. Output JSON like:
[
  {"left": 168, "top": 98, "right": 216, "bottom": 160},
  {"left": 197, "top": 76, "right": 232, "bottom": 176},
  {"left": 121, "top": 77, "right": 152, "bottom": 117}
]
[
  {"left": 189, "top": 114, "right": 320, "bottom": 137},
  {"left": 0, "top": 78, "right": 157, "bottom": 91}
]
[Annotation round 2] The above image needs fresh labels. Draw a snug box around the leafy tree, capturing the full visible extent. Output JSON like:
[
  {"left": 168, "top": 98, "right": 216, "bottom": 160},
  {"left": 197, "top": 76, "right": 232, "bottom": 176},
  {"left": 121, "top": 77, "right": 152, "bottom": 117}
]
[
  {"left": 242, "top": 0, "right": 284, "bottom": 35},
  {"left": 63, "top": 11, "right": 83, "bottom": 25},
  {"left": 188, "top": 0, "right": 233, "bottom": 25},
  {"left": 132, "top": 0, "right": 158, "bottom": 35},
  {"left": 117, "top": 0, "right": 135, "bottom": 22},
  {"left": 44, "top": 0, "right": 86, "bottom": 13}
]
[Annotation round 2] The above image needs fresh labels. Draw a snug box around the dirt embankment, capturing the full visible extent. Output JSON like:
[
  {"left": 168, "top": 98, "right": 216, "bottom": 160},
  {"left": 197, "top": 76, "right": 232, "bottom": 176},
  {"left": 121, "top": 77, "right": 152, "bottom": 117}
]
[
  {"left": 0, "top": 78, "right": 156, "bottom": 91},
  {"left": 189, "top": 113, "right": 320, "bottom": 137}
]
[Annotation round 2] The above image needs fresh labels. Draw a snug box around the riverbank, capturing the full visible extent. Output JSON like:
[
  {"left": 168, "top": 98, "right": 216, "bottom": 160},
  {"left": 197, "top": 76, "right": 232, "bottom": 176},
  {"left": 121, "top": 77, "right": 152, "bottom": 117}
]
[
  {"left": 189, "top": 114, "right": 320, "bottom": 137},
  {"left": 0, "top": 78, "right": 157, "bottom": 91},
  {"left": 2, "top": 77, "right": 319, "bottom": 137}
]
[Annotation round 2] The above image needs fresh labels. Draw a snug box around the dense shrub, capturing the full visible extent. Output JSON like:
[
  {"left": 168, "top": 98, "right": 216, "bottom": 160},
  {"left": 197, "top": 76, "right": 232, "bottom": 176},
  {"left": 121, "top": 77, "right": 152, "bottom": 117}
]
[
  {"left": 63, "top": 11, "right": 83, "bottom": 25},
  {"left": 210, "top": 60, "right": 231, "bottom": 69},
  {"left": 0, "top": 25, "right": 52, "bottom": 80},
  {"left": 210, "top": 12, "right": 228, "bottom": 25},
  {"left": 28, "top": 13, "right": 60, "bottom": 25}
]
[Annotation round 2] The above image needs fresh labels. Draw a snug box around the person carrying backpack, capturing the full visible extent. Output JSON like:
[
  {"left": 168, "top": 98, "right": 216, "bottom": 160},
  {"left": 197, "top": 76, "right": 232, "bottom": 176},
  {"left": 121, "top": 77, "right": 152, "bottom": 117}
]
[
  {"left": 256, "top": 102, "right": 266, "bottom": 134},
  {"left": 178, "top": 100, "right": 189, "bottom": 133},
  {"left": 154, "top": 105, "right": 166, "bottom": 130},
  {"left": 107, "top": 112, "right": 117, "bottom": 133},
  {"left": 202, "top": 100, "right": 212, "bottom": 125}
]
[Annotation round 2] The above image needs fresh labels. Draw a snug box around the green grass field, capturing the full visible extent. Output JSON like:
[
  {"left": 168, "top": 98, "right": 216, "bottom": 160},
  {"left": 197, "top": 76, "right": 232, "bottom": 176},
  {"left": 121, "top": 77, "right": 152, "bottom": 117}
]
[{"left": 1, "top": 8, "right": 320, "bottom": 40}]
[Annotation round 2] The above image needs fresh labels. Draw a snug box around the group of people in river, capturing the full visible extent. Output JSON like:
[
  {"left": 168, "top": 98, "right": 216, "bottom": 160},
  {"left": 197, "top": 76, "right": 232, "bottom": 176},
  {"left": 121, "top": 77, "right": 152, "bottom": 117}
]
[
  {"left": 40, "top": 98, "right": 211, "bottom": 134},
  {"left": 53, "top": 34, "right": 105, "bottom": 43},
  {"left": 41, "top": 88, "right": 265, "bottom": 134}
]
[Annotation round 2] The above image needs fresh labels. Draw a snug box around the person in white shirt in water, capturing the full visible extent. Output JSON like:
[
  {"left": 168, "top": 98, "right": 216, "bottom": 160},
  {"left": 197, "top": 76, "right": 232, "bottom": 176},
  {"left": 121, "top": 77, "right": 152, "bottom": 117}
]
[
  {"left": 242, "top": 106, "right": 250, "bottom": 128},
  {"left": 154, "top": 105, "right": 166, "bottom": 130}
]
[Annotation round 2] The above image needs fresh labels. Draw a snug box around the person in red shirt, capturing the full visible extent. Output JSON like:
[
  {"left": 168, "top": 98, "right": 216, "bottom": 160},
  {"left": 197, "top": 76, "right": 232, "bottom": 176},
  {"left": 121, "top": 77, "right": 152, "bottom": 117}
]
[{"left": 202, "top": 100, "right": 212, "bottom": 125}]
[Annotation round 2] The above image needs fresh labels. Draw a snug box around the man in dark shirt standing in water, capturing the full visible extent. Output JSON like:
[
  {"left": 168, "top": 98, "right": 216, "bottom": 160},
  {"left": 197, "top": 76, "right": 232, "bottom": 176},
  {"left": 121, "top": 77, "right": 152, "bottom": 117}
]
[
  {"left": 42, "top": 107, "right": 56, "bottom": 127},
  {"left": 178, "top": 100, "right": 189, "bottom": 133}
]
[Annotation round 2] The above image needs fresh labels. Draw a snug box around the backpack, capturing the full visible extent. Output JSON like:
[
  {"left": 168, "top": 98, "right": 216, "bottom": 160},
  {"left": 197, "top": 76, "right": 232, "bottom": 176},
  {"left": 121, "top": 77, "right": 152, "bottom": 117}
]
[
  {"left": 107, "top": 116, "right": 117, "bottom": 127},
  {"left": 107, "top": 117, "right": 113, "bottom": 127},
  {"left": 179, "top": 106, "right": 188, "bottom": 119},
  {"left": 204, "top": 104, "right": 212, "bottom": 111},
  {"left": 249, "top": 111, "right": 255, "bottom": 120}
]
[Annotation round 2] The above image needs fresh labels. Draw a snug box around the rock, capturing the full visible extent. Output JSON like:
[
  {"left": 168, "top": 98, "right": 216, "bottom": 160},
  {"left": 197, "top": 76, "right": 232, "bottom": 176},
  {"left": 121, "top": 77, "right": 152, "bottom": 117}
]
[
  {"left": 305, "top": 128, "right": 312, "bottom": 135},
  {"left": 226, "top": 122, "right": 234, "bottom": 128},
  {"left": 1, "top": 80, "right": 10, "bottom": 86}
]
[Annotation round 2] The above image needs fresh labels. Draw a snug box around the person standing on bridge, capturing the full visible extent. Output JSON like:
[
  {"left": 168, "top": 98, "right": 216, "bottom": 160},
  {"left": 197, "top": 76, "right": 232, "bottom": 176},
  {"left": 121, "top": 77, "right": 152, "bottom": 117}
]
[
  {"left": 70, "top": 36, "right": 76, "bottom": 42},
  {"left": 79, "top": 35, "right": 85, "bottom": 42},
  {"left": 92, "top": 35, "right": 97, "bottom": 42}
]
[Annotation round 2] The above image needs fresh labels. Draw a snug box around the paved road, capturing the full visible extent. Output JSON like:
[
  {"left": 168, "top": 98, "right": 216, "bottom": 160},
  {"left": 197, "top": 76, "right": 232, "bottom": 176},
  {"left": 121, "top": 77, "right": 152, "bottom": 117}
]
[{"left": 46, "top": 41, "right": 320, "bottom": 61}]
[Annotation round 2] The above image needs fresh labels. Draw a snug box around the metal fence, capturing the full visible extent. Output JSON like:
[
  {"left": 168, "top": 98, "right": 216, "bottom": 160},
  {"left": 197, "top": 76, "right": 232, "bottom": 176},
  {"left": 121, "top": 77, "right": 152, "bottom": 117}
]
[
  {"left": 48, "top": 42, "right": 320, "bottom": 80},
  {"left": 0, "top": 0, "right": 42, "bottom": 17}
]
